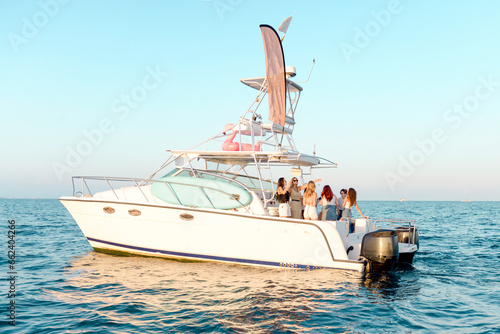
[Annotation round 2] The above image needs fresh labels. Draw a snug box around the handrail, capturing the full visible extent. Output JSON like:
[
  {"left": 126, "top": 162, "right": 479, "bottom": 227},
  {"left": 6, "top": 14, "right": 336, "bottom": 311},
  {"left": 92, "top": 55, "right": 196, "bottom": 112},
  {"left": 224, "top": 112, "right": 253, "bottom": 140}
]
[
  {"left": 104, "top": 177, "right": 117, "bottom": 199},
  {"left": 199, "top": 186, "right": 216, "bottom": 209},
  {"left": 83, "top": 178, "right": 92, "bottom": 197},
  {"left": 134, "top": 179, "right": 148, "bottom": 200},
  {"left": 71, "top": 176, "right": 248, "bottom": 210},
  {"left": 371, "top": 217, "right": 416, "bottom": 227},
  {"left": 370, "top": 217, "right": 417, "bottom": 245},
  {"left": 166, "top": 182, "right": 182, "bottom": 205}
]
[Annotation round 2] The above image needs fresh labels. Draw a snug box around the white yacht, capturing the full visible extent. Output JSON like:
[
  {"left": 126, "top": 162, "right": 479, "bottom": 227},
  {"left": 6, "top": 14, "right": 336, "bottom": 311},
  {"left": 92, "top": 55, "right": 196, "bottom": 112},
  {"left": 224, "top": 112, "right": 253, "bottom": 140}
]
[{"left": 60, "top": 23, "right": 419, "bottom": 273}]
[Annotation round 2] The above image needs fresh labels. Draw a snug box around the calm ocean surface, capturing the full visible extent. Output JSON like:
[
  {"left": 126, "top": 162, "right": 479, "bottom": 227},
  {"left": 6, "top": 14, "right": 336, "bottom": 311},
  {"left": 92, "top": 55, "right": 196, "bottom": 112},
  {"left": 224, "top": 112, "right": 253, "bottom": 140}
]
[{"left": 1, "top": 199, "right": 499, "bottom": 333}]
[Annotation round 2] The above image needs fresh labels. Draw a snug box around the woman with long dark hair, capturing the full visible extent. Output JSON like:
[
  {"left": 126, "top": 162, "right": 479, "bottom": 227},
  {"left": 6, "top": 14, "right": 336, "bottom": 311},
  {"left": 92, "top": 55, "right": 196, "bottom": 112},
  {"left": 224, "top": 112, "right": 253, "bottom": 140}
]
[
  {"left": 276, "top": 177, "right": 292, "bottom": 218},
  {"left": 341, "top": 188, "right": 366, "bottom": 219}
]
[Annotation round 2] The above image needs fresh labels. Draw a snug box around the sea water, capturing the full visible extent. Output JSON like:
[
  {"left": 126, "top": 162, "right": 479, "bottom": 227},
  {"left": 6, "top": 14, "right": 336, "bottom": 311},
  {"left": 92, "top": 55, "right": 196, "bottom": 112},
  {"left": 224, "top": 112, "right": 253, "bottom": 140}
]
[{"left": 1, "top": 199, "right": 499, "bottom": 333}]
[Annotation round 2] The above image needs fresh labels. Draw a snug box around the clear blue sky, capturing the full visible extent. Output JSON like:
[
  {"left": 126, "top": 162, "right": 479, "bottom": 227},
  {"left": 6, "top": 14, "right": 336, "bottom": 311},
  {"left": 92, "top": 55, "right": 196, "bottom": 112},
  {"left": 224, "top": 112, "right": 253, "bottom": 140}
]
[{"left": 1, "top": 0, "right": 499, "bottom": 200}]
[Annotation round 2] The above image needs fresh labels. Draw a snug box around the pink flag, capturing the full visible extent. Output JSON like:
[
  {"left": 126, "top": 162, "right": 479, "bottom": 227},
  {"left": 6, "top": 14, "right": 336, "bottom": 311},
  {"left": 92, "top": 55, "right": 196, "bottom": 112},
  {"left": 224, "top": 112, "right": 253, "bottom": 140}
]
[{"left": 260, "top": 25, "right": 286, "bottom": 127}]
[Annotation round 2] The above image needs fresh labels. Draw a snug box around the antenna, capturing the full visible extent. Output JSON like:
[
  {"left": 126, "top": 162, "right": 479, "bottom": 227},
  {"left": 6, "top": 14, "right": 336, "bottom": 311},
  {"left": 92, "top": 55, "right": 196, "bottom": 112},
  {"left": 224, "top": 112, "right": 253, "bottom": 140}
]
[
  {"left": 313, "top": 144, "right": 316, "bottom": 156},
  {"left": 296, "top": 59, "right": 316, "bottom": 83}
]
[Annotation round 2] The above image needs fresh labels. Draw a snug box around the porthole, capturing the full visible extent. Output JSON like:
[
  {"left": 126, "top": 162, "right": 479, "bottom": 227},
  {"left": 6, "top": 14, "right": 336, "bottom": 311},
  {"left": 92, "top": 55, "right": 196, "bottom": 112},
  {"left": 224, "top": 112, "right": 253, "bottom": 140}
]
[
  {"left": 180, "top": 213, "right": 194, "bottom": 221},
  {"left": 103, "top": 207, "right": 115, "bottom": 214},
  {"left": 128, "top": 209, "right": 141, "bottom": 216}
]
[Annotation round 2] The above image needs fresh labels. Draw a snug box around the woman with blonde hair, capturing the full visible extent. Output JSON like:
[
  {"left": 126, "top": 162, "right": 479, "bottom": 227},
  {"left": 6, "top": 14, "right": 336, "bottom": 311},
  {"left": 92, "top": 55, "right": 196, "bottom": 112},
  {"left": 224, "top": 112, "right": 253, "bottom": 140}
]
[
  {"left": 289, "top": 177, "right": 321, "bottom": 219},
  {"left": 319, "top": 185, "right": 339, "bottom": 221},
  {"left": 302, "top": 181, "right": 319, "bottom": 220}
]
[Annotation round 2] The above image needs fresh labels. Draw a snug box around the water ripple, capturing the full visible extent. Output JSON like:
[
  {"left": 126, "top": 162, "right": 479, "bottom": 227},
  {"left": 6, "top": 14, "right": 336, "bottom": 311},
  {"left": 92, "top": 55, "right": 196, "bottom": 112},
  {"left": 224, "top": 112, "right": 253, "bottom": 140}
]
[{"left": 1, "top": 199, "right": 499, "bottom": 333}]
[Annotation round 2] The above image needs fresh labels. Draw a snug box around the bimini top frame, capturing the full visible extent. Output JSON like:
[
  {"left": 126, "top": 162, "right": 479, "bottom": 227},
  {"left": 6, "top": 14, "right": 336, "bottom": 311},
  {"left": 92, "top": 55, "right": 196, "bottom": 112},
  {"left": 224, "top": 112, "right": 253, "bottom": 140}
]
[
  {"left": 146, "top": 149, "right": 337, "bottom": 208},
  {"left": 145, "top": 25, "right": 337, "bottom": 207}
]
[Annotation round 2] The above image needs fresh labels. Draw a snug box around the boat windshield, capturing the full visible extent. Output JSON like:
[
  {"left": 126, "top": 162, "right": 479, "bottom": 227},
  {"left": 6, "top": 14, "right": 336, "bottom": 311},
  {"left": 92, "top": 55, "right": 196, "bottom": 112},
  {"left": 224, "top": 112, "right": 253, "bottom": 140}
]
[{"left": 160, "top": 168, "right": 275, "bottom": 192}]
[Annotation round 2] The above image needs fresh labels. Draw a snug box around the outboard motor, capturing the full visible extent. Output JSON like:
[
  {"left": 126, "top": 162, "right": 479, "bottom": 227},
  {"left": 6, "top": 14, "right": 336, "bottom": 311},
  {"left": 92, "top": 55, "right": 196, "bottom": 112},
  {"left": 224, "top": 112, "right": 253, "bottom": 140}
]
[
  {"left": 360, "top": 229, "right": 399, "bottom": 272},
  {"left": 395, "top": 226, "right": 419, "bottom": 250}
]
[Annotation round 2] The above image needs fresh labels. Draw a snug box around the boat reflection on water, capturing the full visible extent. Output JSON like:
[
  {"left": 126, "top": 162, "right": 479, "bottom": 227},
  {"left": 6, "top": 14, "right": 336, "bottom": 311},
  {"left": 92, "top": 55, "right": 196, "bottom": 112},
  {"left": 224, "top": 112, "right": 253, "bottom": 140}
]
[
  {"left": 361, "top": 265, "right": 421, "bottom": 301},
  {"left": 49, "top": 252, "right": 421, "bottom": 331},
  {"left": 51, "top": 252, "right": 366, "bottom": 330}
]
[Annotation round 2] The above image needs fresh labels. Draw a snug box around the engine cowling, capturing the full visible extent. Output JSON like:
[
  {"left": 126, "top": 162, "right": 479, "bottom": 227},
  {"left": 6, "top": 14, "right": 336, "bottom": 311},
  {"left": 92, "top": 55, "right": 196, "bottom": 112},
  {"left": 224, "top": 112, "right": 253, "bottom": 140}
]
[{"left": 360, "top": 229, "right": 399, "bottom": 272}]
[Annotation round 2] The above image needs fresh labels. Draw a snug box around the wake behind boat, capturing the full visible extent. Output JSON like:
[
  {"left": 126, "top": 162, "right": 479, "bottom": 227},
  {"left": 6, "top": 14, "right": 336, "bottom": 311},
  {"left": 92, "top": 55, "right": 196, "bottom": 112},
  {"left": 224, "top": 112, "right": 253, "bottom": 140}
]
[{"left": 60, "top": 23, "right": 419, "bottom": 273}]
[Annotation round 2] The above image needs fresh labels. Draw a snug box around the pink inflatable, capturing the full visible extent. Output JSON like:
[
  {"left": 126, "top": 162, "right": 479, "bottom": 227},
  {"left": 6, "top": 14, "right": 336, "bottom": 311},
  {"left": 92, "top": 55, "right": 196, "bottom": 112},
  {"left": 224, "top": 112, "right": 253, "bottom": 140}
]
[{"left": 222, "top": 124, "right": 261, "bottom": 151}]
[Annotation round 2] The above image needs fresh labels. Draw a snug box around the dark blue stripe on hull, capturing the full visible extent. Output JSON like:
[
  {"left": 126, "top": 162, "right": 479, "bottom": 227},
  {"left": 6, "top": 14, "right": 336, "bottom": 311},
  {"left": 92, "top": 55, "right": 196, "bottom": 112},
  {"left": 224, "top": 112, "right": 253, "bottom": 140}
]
[{"left": 86, "top": 236, "right": 340, "bottom": 270}]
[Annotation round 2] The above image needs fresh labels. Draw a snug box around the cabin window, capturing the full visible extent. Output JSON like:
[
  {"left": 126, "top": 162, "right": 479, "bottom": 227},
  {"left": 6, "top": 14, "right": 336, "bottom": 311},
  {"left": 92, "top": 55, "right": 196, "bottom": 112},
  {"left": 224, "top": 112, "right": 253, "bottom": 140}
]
[
  {"left": 103, "top": 207, "right": 115, "bottom": 214},
  {"left": 180, "top": 213, "right": 194, "bottom": 221},
  {"left": 128, "top": 209, "right": 141, "bottom": 216}
]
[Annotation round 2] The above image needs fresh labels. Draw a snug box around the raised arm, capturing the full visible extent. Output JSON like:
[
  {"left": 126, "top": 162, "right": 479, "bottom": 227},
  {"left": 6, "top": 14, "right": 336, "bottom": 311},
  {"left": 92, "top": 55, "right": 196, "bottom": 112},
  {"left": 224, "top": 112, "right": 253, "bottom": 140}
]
[
  {"left": 354, "top": 202, "right": 367, "bottom": 219},
  {"left": 298, "top": 178, "right": 321, "bottom": 191}
]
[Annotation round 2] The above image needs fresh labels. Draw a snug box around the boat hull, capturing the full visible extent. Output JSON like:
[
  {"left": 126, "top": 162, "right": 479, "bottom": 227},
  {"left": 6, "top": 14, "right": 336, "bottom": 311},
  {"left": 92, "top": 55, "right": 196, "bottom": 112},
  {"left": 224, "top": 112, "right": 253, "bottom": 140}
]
[
  {"left": 398, "top": 251, "right": 416, "bottom": 263},
  {"left": 398, "top": 243, "right": 418, "bottom": 263},
  {"left": 60, "top": 197, "right": 366, "bottom": 272}
]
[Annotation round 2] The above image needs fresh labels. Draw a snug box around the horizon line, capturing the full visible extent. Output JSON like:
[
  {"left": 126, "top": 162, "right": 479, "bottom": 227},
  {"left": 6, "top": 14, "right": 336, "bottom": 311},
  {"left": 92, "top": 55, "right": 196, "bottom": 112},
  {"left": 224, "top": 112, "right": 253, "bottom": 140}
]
[{"left": 1, "top": 198, "right": 498, "bottom": 202}]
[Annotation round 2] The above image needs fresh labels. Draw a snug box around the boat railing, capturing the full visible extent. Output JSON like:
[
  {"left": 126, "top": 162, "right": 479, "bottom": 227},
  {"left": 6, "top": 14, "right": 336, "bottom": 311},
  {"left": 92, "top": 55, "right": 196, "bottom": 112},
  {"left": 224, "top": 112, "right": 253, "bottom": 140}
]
[
  {"left": 370, "top": 217, "right": 418, "bottom": 245},
  {"left": 371, "top": 217, "right": 417, "bottom": 231},
  {"left": 71, "top": 176, "right": 250, "bottom": 211}
]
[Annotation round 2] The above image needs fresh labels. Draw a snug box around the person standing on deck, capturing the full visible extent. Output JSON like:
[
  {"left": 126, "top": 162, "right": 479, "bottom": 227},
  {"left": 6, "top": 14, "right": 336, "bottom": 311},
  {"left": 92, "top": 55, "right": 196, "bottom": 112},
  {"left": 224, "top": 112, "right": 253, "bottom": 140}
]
[
  {"left": 276, "top": 177, "right": 292, "bottom": 218},
  {"left": 341, "top": 188, "right": 366, "bottom": 219},
  {"left": 319, "top": 185, "right": 339, "bottom": 221},
  {"left": 337, "top": 189, "right": 347, "bottom": 220},
  {"left": 341, "top": 188, "right": 367, "bottom": 232},
  {"left": 303, "top": 181, "right": 319, "bottom": 221},
  {"left": 289, "top": 178, "right": 321, "bottom": 219}
]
